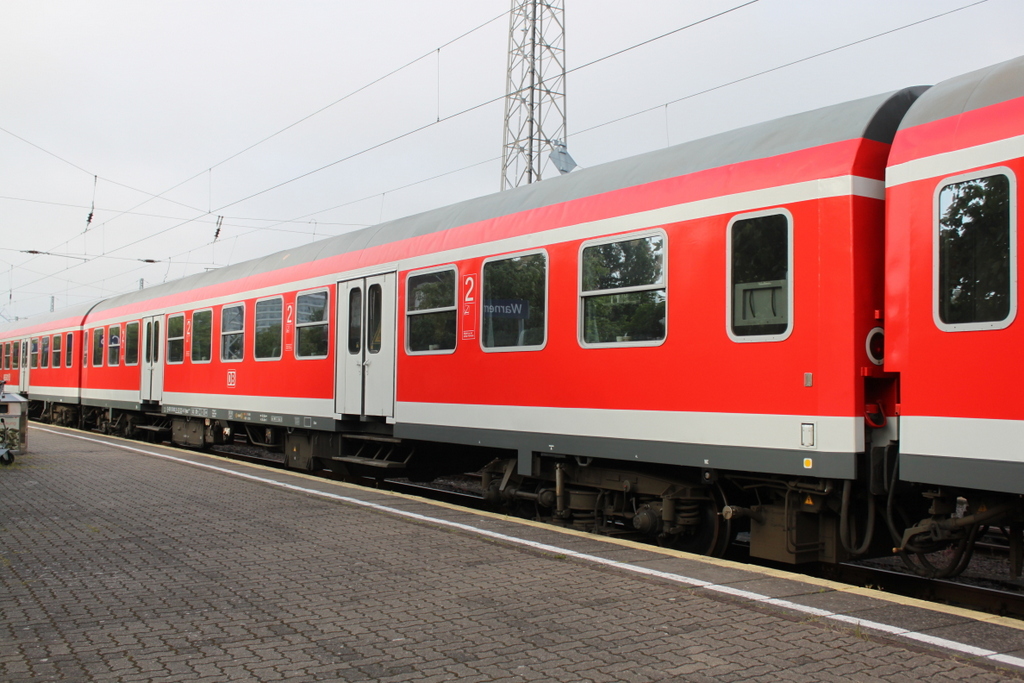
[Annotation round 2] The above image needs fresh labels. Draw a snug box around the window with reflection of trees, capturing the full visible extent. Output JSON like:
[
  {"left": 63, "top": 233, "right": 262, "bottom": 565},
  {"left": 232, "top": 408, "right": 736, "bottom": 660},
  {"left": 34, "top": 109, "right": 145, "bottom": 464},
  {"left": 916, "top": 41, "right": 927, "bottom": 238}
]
[
  {"left": 167, "top": 315, "right": 184, "bottom": 363},
  {"left": 296, "top": 291, "right": 329, "bottom": 358},
  {"left": 581, "top": 234, "right": 666, "bottom": 344},
  {"left": 938, "top": 174, "right": 1012, "bottom": 325},
  {"left": 191, "top": 311, "right": 212, "bottom": 362},
  {"left": 254, "top": 298, "right": 282, "bottom": 360},
  {"left": 221, "top": 305, "right": 244, "bottom": 361},
  {"left": 730, "top": 213, "right": 790, "bottom": 338},
  {"left": 407, "top": 269, "right": 457, "bottom": 352},
  {"left": 125, "top": 322, "right": 139, "bottom": 366},
  {"left": 51, "top": 334, "right": 61, "bottom": 368},
  {"left": 107, "top": 324, "right": 120, "bottom": 366},
  {"left": 91, "top": 329, "right": 104, "bottom": 367},
  {"left": 482, "top": 253, "right": 546, "bottom": 349}
]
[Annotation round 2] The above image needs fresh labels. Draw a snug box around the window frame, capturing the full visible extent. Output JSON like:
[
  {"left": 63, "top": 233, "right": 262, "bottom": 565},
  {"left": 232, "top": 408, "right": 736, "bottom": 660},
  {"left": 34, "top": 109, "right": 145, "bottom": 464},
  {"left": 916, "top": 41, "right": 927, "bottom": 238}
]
[
  {"left": 220, "top": 303, "right": 246, "bottom": 363},
  {"left": 91, "top": 328, "right": 104, "bottom": 367},
  {"left": 253, "top": 296, "right": 284, "bottom": 362},
  {"left": 725, "top": 208, "right": 795, "bottom": 343},
  {"left": 3, "top": 342, "right": 9, "bottom": 370},
  {"left": 405, "top": 265, "right": 459, "bottom": 356},
  {"left": 107, "top": 324, "right": 121, "bottom": 367},
  {"left": 578, "top": 229, "right": 668, "bottom": 349},
  {"left": 190, "top": 309, "right": 214, "bottom": 364},
  {"left": 65, "top": 332, "right": 73, "bottom": 368},
  {"left": 166, "top": 313, "right": 185, "bottom": 365},
  {"left": 933, "top": 167, "right": 1017, "bottom": 333},
  {"left": 40, "top": 335, "right": 50, "bottom": 368},
  {"left": 124, "top": 321, "right": 140, "bottom": 366},
  {"left": 480, "top": 249, "right": 549, "bottom": 353},
  {"left": 51, "top": 333, "right": 61, "bottom": 368},
  {"left": 294, "top": 288, "right": 330, "bottom": 360}
]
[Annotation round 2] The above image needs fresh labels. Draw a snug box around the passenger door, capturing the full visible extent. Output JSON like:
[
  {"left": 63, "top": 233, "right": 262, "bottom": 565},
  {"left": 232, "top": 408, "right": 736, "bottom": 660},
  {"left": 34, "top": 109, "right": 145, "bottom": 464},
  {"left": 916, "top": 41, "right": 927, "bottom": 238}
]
[
  {"left": 140, "top": 316, "right": 164, "bottom": 403},
  {"left": 18, "top": 340, "right": 28, "bottom": 392},
  {"left": 335, "top": 273, "right": 396, "bottom": 418}
]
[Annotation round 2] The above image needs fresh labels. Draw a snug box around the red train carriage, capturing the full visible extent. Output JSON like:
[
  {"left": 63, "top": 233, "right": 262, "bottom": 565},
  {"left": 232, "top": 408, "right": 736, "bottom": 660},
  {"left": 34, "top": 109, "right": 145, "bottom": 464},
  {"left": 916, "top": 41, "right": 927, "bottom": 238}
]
[
  {"left": 885, "top": 58, "right": 1024, "bottom": 532},
  {"left": 0, "top": 306, "right": 90, "bottom": 422},
  {"left": 3, "top": 55, "right": 1023, "bottom": 575},
  {"left": 386, "top": 87, "right": 921, "bottom": 559}
]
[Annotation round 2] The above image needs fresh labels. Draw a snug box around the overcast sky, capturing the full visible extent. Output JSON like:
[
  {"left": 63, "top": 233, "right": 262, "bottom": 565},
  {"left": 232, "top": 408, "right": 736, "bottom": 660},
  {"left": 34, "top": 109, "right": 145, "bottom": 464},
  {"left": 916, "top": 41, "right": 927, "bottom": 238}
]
[{"left": 2, "top": 0, "right": 1022, "bottom": 321}]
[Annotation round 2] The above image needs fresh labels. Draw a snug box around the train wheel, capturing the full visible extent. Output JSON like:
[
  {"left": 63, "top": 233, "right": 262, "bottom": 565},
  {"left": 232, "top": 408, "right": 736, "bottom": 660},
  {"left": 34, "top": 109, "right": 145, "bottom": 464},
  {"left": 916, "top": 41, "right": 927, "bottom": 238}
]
[
  {"left": 662, "top": 487, "right": 733, "bottom": 557},
  {"left": 898, "top": 524, "right": 979, "bottom": 579}
]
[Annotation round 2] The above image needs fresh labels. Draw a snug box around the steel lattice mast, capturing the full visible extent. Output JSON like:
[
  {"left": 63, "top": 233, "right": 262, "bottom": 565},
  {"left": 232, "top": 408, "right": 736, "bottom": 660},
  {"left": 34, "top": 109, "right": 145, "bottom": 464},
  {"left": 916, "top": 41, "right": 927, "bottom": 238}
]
[{"left": 501, "top": 0, "right": 573, "bottom": 190}]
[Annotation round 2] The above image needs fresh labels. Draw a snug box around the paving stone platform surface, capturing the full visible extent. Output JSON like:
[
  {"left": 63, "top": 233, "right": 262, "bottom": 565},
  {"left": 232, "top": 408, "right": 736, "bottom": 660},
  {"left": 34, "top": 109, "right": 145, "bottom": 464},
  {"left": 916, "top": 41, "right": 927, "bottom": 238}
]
[{"left": 1, "top": 427, "right": 1023, "bottom": 682}]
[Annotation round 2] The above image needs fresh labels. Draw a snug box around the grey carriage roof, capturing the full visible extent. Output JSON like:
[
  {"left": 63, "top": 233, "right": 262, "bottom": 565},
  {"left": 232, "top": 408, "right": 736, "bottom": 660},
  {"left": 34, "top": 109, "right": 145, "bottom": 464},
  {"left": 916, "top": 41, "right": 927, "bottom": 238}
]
[
  {"left": 7, "top": 85, "right": 924, "bottom": 331},
  {"left": 899, "top": 54, "right": 1024, "bottom": 130}
]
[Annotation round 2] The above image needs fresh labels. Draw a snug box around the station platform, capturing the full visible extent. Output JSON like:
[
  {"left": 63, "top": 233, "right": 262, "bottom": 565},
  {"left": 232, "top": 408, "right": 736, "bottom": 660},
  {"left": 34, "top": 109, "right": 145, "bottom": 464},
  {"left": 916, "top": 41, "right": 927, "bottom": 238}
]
[{"left": 2, "top": 427, "right": 1024, "bottom": 682}]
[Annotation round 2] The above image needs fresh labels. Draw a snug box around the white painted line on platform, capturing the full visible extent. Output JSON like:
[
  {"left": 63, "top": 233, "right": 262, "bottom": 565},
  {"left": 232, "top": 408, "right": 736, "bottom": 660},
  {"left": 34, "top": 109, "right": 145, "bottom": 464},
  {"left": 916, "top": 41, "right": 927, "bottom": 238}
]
[{"left": 37, "top": 426, "right": 1024, "bottom": 671}]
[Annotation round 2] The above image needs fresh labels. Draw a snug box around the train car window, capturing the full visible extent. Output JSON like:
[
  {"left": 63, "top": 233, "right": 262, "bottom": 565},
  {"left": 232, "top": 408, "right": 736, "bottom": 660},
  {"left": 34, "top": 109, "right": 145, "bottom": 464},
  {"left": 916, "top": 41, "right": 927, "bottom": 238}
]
[
  {"left": 167, "top": 315, "right": 185, "bottom": 364},
  {"left": 482, "top": 251, "right": 547, "bottom": 350},
  {"left": 221, "top": 305, "right": 244, "bottom": 362},
  {"left": 580, "top": 233, "right": 666, "bottom": 346},
  {"left": 728, "top": 211, "right": 792, "bottom": 341},
  {"left": 65, "top": 332, "right": 73, "bottom": 367},
  {"left": 125, "top": 322, "right": 139, "bottom": 366},
  {"left": 12, "top": 340, "right": 19, "bottom": 369},
  {"left": 191, "top": 310, "right": 213, "bottom": 363},
  {"left": 91, "top": 328, "right": 104, "bottom": 367},
  {"left": 30, "top": 338, "right": 38, "bottom": 368},
  {"left": 3, "top": 342, "right": 9, "bottom": 370},
  {"left": 51, "top": 334, "right": 61, "bottom": 368},
  {"left": 40, "top": 336, "right": 49, "bottom": 368},
  {"left": 296, "top": 290, "right": 329, "bottom": 358},
  {"left": 145, "top": 322, "right": 152, "bottom": 364},
  {"left": 348, "top": 288, "right": 362, "bottom": 354},
  {"left": 936, "top": 171, "right": 1016, "bottom": 329},
  {"left": 367, "top": 285, "right": 382, "bottom": 354},
  {"left": 107, "top": 325, "right": 121, "bottom": 366},
  {"left": 254, "top": 298, "right": 283, "bottom": 360},
  {"left": 83, "top": 333, "right": 88, "bottom": 367},
  {"left": 154, "top": 320, "right": 160, "bottom": 363},
  {"left": 407, "top": 267, "right": 457, "bottom": 353}
]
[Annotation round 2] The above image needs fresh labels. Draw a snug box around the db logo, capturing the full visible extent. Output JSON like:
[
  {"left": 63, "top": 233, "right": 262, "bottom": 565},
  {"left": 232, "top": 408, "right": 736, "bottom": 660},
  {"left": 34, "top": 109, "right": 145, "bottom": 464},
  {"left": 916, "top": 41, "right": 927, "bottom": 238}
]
[{"left": 227, "top": 370, "right": 237, "bottom": 387}]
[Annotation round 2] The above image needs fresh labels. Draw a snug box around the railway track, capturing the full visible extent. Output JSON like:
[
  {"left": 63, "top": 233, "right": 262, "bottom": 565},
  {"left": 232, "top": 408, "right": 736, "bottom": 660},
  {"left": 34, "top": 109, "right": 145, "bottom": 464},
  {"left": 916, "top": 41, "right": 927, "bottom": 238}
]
[{"left": 202, "top": 443, "right": 1024, "bottom": 621}]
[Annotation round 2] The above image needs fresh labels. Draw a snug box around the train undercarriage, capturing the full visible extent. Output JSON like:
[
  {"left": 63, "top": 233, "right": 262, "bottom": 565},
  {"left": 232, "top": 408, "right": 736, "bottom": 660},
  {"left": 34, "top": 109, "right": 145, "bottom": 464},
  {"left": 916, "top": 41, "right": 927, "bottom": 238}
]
[{"left": 32, "top": 398, "right": 1024, "bottom": 580}]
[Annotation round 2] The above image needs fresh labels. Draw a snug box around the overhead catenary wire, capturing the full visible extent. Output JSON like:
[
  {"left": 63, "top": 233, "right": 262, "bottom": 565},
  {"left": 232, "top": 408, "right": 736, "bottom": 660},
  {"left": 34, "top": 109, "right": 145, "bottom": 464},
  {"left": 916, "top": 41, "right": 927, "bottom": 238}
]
[
  {"left": 0, "top": 8, "right": 512, "bottom": 288},
  {"left": 1, "top": 0, "right": 997, "bottom": 318},
  {"left": 571, "top": 0, "right": 993, "bottom": 140},
  {"left": 68, "top": 0, "right": 990, "bottom": 262}
]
